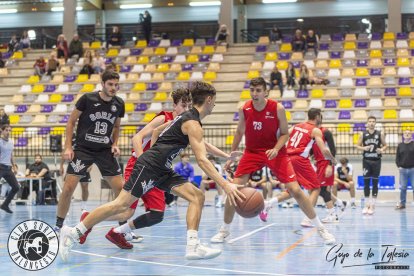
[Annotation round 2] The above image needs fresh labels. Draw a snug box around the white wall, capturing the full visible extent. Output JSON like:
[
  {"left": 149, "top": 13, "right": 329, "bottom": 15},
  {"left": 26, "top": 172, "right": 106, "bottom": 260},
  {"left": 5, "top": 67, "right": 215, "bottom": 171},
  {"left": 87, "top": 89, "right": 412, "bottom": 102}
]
[{"left": 402, "top": 0, "right": 414, "bottom": 13}]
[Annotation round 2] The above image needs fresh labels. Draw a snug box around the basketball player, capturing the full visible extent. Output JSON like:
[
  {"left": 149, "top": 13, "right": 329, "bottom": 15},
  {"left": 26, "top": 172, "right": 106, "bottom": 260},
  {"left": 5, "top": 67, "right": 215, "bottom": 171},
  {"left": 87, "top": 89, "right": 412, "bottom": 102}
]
[
  {"left": 356, "top": 116, "right": 387, "bottom": 215},
  {"left": 59, "top": 81, "right": 245, "bottom": 261},
  {"left": 211, "top": 78, "right": 335, "bottom": 245},
  {"left": 56, "top": 70, "right": 129, "bottom": 244}
]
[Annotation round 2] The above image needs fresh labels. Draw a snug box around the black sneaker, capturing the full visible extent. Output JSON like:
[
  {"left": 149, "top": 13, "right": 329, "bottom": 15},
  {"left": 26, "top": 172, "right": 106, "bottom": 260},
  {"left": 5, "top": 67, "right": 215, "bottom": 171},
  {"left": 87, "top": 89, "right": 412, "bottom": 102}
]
[{"left": 0, "top": 205, "right": 13, "bottom": 214}]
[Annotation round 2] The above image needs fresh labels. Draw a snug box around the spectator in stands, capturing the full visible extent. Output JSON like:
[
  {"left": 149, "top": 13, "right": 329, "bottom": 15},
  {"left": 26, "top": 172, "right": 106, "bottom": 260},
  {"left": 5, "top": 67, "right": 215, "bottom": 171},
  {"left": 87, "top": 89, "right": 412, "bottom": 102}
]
[
  {"left": 56, "top": 34, "right": 68, "bottom": 60},
  {"left": 285, "top": 62, "right": 296, "bottom": 90},
  {"left": 299, "top": 64, "right": 310, "bottom": 91},
  {"left": 140, "top": 10, "right": 152, "bottom": 43},
  {"left": 310, "top": 77, "right": 330, "bottom": 86},
  {"left": 107, "top": 26, "right": 123, "bottom": 47},
  {"left": 395, "top": 129, "right": 414, "bottom": 210},
  {"left": 269, "top": 25, "right": 282, "bottom": 44},
  {"left": 0, "top": 109, "right": 10, "bottom": 127},
  {"left": 270, "top": 66, "right": 283, "bottom": 96},
  {"left": 46, "top": 53, "right": 59, "bottom": 76},
  {"left": 69, "top": 34, "right": 83, "bottom": 60},
  {"left": 171, "top": 153, "right": 196, "bottom": 206},
  {"left": 20, "top": 30, "right": 31, "bottom": 49},
  {"left": 92, "top": 51, "right": 106, "bottom": 74},
  {"left": 8, "top": 35, "right": 20, "bottom": 53},
  {"left": 80, "top": 50, "right": 94, "bottom": 77},
  {"left": 106, "top": 61, "right": 118, "bottom": 72},
  {"left": 0, "top": 52, "right": 5, "bottom": 68},
  {"left": 33, "top": 55, "right": 47, "bottom": 76},
  {"left": 291, "top": 29, "right": 305, "bottom": 52},
  {"left": 215, "top": 24, "right": 229, "bottom": 46},
  {"left": 305, "top": 29, "right": 318, "bottom": 55}
]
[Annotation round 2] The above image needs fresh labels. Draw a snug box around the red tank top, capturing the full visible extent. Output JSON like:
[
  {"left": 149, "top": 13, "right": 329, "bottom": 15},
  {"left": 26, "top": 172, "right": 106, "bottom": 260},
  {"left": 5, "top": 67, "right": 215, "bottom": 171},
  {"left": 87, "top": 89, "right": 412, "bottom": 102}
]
[
  {"left": 243, "top": 99, "right": 286, "bottom": 153},
  {"left": 287, "top": 122, "right": 316, "bottom": 158},
  {"left": 312, "top": 127, "right": 329, "bottom": 162}
]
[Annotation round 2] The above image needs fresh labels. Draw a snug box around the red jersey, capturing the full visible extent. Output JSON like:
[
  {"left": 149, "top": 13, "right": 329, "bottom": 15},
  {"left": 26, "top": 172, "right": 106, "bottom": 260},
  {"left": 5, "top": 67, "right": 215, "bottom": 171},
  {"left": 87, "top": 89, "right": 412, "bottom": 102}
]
[
  {"left": 287, "top": 122, "right": 316, "bottom": 158},
  {"left": 243, "top": 99, "right": 286, "bottom": 153},
  {"left": 312, "top": 127, "right": 329, "bottom": 163}
]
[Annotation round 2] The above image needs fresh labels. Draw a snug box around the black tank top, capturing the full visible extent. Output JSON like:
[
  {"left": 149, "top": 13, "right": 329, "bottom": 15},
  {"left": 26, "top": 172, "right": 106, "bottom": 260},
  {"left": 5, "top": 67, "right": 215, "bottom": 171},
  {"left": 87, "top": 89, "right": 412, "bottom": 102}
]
[
  {"left": 139, "top": 108, "right": 202, "bottom": 172},
  {"left": 362, "top": 130, "right": 382, "bottom": 160},
  {"left": 336, "top": 166, "right": 351, "bottom": 182},
  {"left": 250, "top": 168, "right": 264, "bottom": 182},
  {"left": 74, "top": 92, "right": 125, "bottom": 150}
]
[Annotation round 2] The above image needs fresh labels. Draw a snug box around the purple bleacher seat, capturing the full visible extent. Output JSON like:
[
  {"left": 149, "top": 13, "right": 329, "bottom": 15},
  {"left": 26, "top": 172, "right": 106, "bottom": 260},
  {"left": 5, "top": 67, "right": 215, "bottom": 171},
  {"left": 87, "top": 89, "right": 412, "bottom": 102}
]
[
  {"left": 371, "top": 33, "right": 381, "bottom": 40},
  {"left": 59, "top": 115, "right": 69, "bottom": 123},
  {"left": 281, "top": 101, "right": 292, "bottom": 109},
  {"left": 233, "top": 112, "right": 239, "bottom": 121},
  {"left": 356, "top": 59, "right": 368, "bottom": 67},
  {"left": 120, "top": 65, "right": 132, "bottom": 73},
  {"left": 297, "top": 90, "right": 309, "bottom": 98},
  {"left": 41, "top": 105, "right": 54, "bottom": 113},
  {"left": 38, "top": 127, "right": 50, "bottom": 135},
  {"left": 206, "top": 38, "right": 215, "bottom": 45},
  {"left": 355, "top": 78, "right": 367, "bottom": 86},
  {"left": 104, "top": 57, "right": 113, "bottom": 64},
  {"left": 44, "top": 85, "right": 56, "bottom": 93},
  {"left": 411, "top": 49, "right": 414, "bottom": 57},
  {"left": 64, "top": 75, "right": 76, "bottom": 82},
  {"left": 183, "top": 64, "right": 193, "bottom": 71},
  {"left": 354, "top": 99, "right": 367, "bottom": 107},
  {"left": 357, "top": 42, "right": 368, "bottom": 49},
  {"left": 199, "top": 55, "right": 210, "bottom": 62},
  {"left": 330, "top": 51, "right": 342, "bottom": 59},
  {"left": 331, "top": 33, "right": 344, "bottom": 41},
  {"left": 161, "top": 55, "right": 173, "bottom": 63},
  {"left": 130, "top": 48, "right": 142, "bottom": 56},
  {"left": 2, "top": 52, "right": 12, "bottom": 59},
  {"left": 384, "top": 88, "right": 397, "bottom": 96},
  {"left": 282, "top": 35, "right": 293, "bottom": 43},
  {"left": 353, "top": 123, "right": 366, "bottom": 131},
  {"left": 244, "top": 81, "right": 250, "bottom": 89},
  {"left": 16, "top": 105, "right": 28, "bottom": 113},
  {"left": 146, "top": 82, "right": 158, "bottom": 91},
  {"left": 15, "top": 137, "right": 28, "bottom": 147},
  {"left": 399, "top": 77, "right": 411, "bottom": 86},
  {"left": 325, "top": 100, "right": 337, "bottom": 108},
  {"left": 171, "top": 39, "right": 182, "bottom": 46},
  {"left": 278, "top": 53, "right": 291, "bottom": 60},
  {"left": 135, "top": 103, "right": 148, "bottom": 111},
  {"left": 319, "top": 43, "right": 329, "bottom": 50},
  {"left": 370, "top": 68, "right": 382, "bottom": 76},
  {"left": 292, "top": 61, "right": 301, "bottom": 68},
  {"left": 148, "top": 40, "right": 160, "bottom": 47},
  {"left": 383, "top": 58, "right": 396, "bottom": 66},
  {"left": 62, "top": 94, "right": 74, "bottom": 102},
  {"left": 256, "top": 45, "right": 267, "bottom": 52},
  {"left": 339, "top": 111, "right": 351, "bottom": 120},
  {"left": 397, "top": 33, "right": 407, "bottom": 40}
]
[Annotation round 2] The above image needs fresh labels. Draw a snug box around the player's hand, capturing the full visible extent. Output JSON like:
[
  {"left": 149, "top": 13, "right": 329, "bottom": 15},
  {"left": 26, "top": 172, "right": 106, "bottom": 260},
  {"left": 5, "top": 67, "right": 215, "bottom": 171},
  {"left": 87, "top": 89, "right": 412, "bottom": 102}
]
[
  {"left": 228, "top": 151, "right": 243, "bottom": 161},
  {"left": 376, "top": 148, "right": 383, "bottom": 154},
  {"left": 224, "top": 159, "right": 233, "bottom": 173},
  {"left": 363, "top": 146, "right": 371, "bottom": 151},
  {"left": 63, "top": 148, "right": 74, "bottom": 161},
  {"left": 266, "top": 148, "right": 279, "bottom": 160},
  {"left": 112, "top": 145, "right": 121, "bottom": 157},
  {"left": 325, "top": 165, "right": 333, "bottom": 178},
  {"left": 59, "top": 166, "right": 64, "bottom": 176},
  {"left": 223, "top": 182, "right": 245, "bottom": 206}
]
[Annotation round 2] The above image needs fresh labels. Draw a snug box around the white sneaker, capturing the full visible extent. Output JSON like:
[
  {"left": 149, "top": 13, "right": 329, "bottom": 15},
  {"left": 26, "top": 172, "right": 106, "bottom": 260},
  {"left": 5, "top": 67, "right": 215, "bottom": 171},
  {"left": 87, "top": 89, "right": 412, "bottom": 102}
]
[
  {"left": 367, "top": 205, "right": 375, "bottom": 215},
  {"left": 124, "top": 231, "right": 144, "bottom": 243},
  {"left": 317, "top": 227, "right": 336, "bottom": 245},
  {"left": 321, "top": 213, "right": 339, "bottom": 223},
  {"left": 210, "top": 230, "right": 230, "bottom": 243},
  {"left": 59, "top": 226, "right": 77, "bottom": 262},
  {"left": 281, "top": 202, "right": 288, "bottom": 208},
  {"left": 185, "top": 242, "right": 222, "bottom": 260},
  {"left": 300, "top": 217, "right": 314, "bottom": 228},
  {"left": 362, "top": 205, "right": 370, "bottom": 215}
]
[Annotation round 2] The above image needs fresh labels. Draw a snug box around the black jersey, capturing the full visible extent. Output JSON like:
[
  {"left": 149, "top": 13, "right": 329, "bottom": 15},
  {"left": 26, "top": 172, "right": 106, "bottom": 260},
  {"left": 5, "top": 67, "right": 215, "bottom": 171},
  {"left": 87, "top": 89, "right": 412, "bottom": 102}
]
[
  {"left": 335, "top": 164, "right": 353, "bottom": 182},
  {"left": 362, "top": 130, "right": 382, "bottom": 160},
  {"left": 138, "top": 108, "right": 202, "bottom": 172},
  {"left": 250, "top": 168, "right": 265, "bottom": 182},
  {"left": 74, "top": 92, "right": 125, "bottom": 150}
]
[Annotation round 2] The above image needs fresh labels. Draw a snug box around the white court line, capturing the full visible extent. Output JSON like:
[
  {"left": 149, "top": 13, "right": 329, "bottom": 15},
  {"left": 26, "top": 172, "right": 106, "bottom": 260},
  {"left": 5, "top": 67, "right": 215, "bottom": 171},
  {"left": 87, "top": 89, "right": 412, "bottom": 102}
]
[
  {"left": 71, "top": 250, "right": 284, "bottom": 276},
  {"left": 227, "top": 223, "right": 276, "bottom": 244}
]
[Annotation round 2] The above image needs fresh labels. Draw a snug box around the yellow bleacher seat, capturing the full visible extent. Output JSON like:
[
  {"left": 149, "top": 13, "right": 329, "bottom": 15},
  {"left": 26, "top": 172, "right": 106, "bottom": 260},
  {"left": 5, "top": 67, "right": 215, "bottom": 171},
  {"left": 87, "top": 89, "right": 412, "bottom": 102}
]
[
  {"left": 190, "top": 46, "right": 202, "bottom": 54},
  {"left": 183, "top": 39, "right": 194, "bottom": 46},
  {"left": 11, "top": 127, "right": 25, "bottom": 135},
  {"left": 177, "top": 72, "right": 190, "bottom": 81},
  {"left": 401, "top": 123, "right": 414, "bottom": 131},
  {"left": 154, "top": 47, "right": 166, "bottom": 55},
  {"left": 137, "top": 56, "right": 149, "bottom": 64},
  {"left": 106, "top": 48, "right": 119, "bottom": 57},
  {"left": 208, "top": 63, "right": 220, "bottom": 71},
  {"left": 311, "top": 89, "right": 324, "bottom": 98},
  {"left": 329, "top": 60, "right": 342, "bottom": 68},
  {"left": 247, "top": 70, "right": 260, "bottom": 79},
  {"left": 9, "top": 115, "right": 20, "bottom": 124},
  {"left": 397, "top": 49, "right": 409, "bottom": 57},
  {"left": 337, "top": 123, "right": 351, "bottom": 132},
  {"left": 121, "top": 126, "right": 137, "bottom": 135},
  {"left": 80, "top": 83, "right": 95, "bottom": 93},
  {"left": 160, "top": 82, "right": 172, "bottom": 90},
  {"left": 315, "top": 60, "right": 328, "bottom": 68},
  {"left": 265, "top": 52, "right": 277, "bottom": 61},
  {"left": 204, "top": 71, "right": 217, "bottom": 81},
  {"left": 355, "top": 68, "right": 369, "bottom": 77},
  {"left": 215, "top": 46, "right": 227, "bottom": 53},
  {"left": 291, "top": 52, "right": 303, "bottom": 60},
  {"left": 369, "top": 58, "right": 383, "bottom": 67},
  {"left": 353, "top": 110, "right": 367, "bottom": 120},
  {"left": 203, "top": 46, "right": 215, "bottom": 54},
  {"left": 250, "top": 62, "right": 262, "bottom": 70},
  {"left": 126, "top": 73, "right": 139, "bottom": 81},
  {"left": 384, "top": 110, "right": 397, "bottom": 119},
  {"left": 344, "top": 41, "right": 356, "bottom": 50},
  {"left": 142, "top": 48, "right": 154, "bottom": 55},
  {"left": 135, "top": 40, "right": 147, "bottom": 48},
  {"left": 125, "top": 103, "right": 135, "bottom": 113},
  {"left": 285, "top": 111, "right": 291, "bottom": 121},
  {"left": 170, "top": 64, "right": 182, "bottom": 71},
  {"left": 383, "top": 32, "right": 395, "bottom": 40},
  {"left": 157, "top": 64, "right": 170, "bottom": 72},
  {"left": 82, "top": 42, "right": 90, "bottom": 49},
  {"left": 353, "top": 133, "right": 360, "bottom": 144},
  {"left": 410, "top": 40, "right": 414, "bottom": 49},
  {"left": 49, "top": 94, "right": 62, "bottom": 103},
  {"left": 76, "top": 74, "right": 89, "bottom": 82},
  {"left": 154, "top": 92, "right": 168, "bottom": 101},
  {"left": 31, "top": 84, "right": 44, "bottom": 93},
  {"left": 142, "top": 113, "right": 156, "bottom": 122},
  {"left": 399, "top": 87, "right": 412, "bottom": 96},
  {"left": 280, "top": 43, "right": 292, "bottom": 52},
  {"left": 90, "top": 41, "right": 101, "bottom": 49},
  {"left": 370, "top": 50, "right": 382, "bottom": 58},
  {"left": 186, "top": 55, "right": 199, "bottom": 63},
  {"left": 345, "top": 34, "right": 357, "bottom": 41},
  {"left": 0, "top": 68, "right": 8, "bottom": 76},
  {"left": 125, "top": 56, "right": 137, "bottom": 64},
  {"left": 338, "top": 99, "right": 352, "bottom": 108},
  {"left": 133, "top": 83, "right": 146, "bottom": 91},
  {"left": 51, "top": 127, "right": 66, "bottom": 135},
  {"left": 27, "top": 75, "right": 40, "bottom": 84},
  {"left": 341, "top": 68, "right": 355, "bottom": 77},
  {"left": 325, "top": 89, "right": 339, "bottom": 98},
  {"left": 397, "top": 57, "right": 410, "bottom": 66},
  {"left": 240, "top": 90, "right": 251, "bottom": 100},
  {"left": 225, "top": 135, "right": 234, "bottom": 145},
  {"left": 12, "top": 51, "right": 23, "bottom": 59},
  {"left": 152, "top": 73, "right": 164, "bottom": 81},
  {"left": 276, "top": 61, "right": 288, "bottom": 70},
  {"left": 258, "top": 36, "right": 270, "bottom": 45}
]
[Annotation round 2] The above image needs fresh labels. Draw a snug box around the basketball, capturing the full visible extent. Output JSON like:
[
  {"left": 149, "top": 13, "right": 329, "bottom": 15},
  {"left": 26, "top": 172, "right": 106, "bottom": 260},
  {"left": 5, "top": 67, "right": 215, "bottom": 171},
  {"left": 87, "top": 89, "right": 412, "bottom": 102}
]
[{"left": 235, "top": 187, "right": 265, "bottom": 218}]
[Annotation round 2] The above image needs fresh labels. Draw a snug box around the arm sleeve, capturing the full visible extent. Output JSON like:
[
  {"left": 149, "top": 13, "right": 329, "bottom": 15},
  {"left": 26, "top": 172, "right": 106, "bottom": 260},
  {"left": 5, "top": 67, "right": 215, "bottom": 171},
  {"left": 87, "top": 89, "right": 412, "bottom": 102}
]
[{"left": 324, "top": 130, "right": 336, "bottom": 157}]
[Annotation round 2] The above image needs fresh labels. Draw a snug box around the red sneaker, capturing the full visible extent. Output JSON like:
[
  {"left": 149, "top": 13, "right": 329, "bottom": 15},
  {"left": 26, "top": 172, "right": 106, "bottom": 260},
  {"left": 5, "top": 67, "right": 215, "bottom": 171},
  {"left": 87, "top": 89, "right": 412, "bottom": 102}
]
[
  {"left": 79, "top": 211, "right": 92, "bottom": 245},
  {"left": 105, "top": 228, "right": 133, "bottom": 249}
]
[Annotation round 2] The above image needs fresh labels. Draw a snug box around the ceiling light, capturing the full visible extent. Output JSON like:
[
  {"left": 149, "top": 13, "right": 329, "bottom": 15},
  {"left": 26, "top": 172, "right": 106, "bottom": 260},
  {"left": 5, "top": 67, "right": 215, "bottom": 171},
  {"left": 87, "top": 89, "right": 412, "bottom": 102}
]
[
  {"left": 263, "top": 0, "right": 298, "bottom": 3},
  {"left": 0, "top": 9, "right": 18, "bottom": 14},
  {"left": 51, "top": 6, "right": 83, "bottom": 12},
  {"left": 297, "top": 18, "right": 304, "bottom": 22},
  {"left": 120, "top": 4, "right": 153, "bottom": 9},
  {"left": 189, "top": 1, "right": 221, "bottom": 7}
]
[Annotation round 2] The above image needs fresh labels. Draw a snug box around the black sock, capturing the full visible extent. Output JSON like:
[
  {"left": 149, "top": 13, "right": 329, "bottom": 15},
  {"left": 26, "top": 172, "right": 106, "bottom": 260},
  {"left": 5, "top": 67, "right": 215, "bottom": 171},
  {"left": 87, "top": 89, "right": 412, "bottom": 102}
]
[
  {"left": 119, "top": 221, "right": 127, "bottom": 226},
  {"left": 56, "top": 217, "right": 65, "bottom": 228}
]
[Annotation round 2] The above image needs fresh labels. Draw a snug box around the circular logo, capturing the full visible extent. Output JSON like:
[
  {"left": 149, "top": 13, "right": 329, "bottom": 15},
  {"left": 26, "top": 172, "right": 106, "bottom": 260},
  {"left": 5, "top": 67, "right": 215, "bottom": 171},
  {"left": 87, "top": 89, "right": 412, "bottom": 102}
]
[
  {"left": 8, "top": 220, "right": 59, "bottom": 271},
  {"left": 111, "top": 105, "right": 117, "bottom": 112}
]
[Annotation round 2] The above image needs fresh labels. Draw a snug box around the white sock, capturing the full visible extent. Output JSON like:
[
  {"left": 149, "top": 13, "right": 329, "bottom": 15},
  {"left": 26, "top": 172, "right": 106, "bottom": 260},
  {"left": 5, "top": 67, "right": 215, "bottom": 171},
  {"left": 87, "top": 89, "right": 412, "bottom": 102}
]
[
  {"left": 114, "top": 222, "right": 131, "bottom": 234},
  {"left": 327, "top": 207, "right": 335, "bottom": 215},
  {"left": 187, "top": 229, "right": 198, "bottom": 245},
  {"left": 350, "top": 198, "right": 355, "bottom": 203},
  {"left": 221, "top": 222, "right": 231, "bottom": 232},
  {"left": 81, "top": 201, "right": 87, "bottom": 210},
  {"left": 268, "top": 197, "right": 279, "bottom": 208},
  {"left": 311, "top": 216, "right": 323, "bottom": 228},
  {"left": 71, "top": 222, "right": 88, "bottom": 240}
]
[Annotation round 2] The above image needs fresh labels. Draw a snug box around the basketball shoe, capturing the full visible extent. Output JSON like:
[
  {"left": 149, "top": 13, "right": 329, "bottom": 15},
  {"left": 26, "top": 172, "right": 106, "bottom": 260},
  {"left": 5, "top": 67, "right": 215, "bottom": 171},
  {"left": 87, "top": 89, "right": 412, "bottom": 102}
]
[{"left": 185, "top": 241, "right": 222, "bottom": 260}]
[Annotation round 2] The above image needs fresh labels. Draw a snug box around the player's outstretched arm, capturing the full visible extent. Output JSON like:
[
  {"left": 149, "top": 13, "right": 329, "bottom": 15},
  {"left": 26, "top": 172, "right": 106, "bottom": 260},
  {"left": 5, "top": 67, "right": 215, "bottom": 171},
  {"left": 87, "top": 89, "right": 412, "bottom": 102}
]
[{"left": 132, "top": 115, "right": 165, "bottom": 158}]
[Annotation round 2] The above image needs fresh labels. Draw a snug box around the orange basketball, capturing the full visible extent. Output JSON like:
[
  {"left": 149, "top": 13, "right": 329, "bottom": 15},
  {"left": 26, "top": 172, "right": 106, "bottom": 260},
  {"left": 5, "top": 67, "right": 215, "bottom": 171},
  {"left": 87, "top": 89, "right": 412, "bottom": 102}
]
[{"left": 235, "top": 187, "right": 264, "bottom": 218}]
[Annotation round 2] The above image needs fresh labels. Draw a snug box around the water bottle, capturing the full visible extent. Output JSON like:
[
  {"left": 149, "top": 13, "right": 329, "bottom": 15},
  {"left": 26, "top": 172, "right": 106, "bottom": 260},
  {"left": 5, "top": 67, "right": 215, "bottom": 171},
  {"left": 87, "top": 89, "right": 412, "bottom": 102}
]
[
  {"left": 360, "top": 198, "right": 365, "bottom": 209},
  {"left": 214, "top": 195, "right": 219, "bottom": 206}
]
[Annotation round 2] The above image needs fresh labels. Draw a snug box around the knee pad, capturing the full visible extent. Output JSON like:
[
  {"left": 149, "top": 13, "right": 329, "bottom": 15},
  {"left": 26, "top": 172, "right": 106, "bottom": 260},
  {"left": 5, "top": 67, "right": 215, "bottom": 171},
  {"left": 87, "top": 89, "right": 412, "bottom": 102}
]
[
  {"left": 319, "top": 187, "right": 331, "bottom": 203},
  {"left": 148, "top": 210, "right": 164, "bottom": 225}
]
